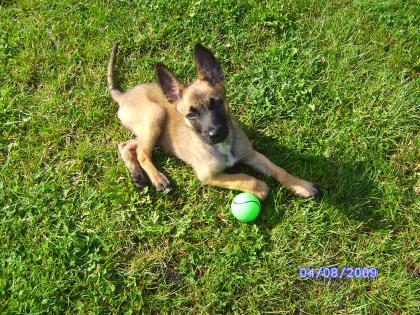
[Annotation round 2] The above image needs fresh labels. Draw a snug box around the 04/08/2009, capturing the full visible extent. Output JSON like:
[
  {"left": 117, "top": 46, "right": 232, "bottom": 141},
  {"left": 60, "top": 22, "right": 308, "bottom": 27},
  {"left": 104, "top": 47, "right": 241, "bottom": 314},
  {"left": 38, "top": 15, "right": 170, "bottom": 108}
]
[{"left": 299, "top": 267, "right": 378, "bottom": 279}]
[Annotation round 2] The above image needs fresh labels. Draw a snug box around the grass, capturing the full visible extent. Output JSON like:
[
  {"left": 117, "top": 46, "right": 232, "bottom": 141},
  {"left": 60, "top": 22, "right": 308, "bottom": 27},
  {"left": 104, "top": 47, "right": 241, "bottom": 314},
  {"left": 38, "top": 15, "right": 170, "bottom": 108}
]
[{"left": 0, "top": 0, "right": 419, "bottom": 313}]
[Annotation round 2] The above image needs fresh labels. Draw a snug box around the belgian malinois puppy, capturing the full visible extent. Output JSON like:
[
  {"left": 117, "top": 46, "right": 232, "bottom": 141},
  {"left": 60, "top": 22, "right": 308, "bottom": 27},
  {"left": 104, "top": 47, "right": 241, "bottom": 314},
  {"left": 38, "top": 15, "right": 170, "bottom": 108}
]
[{"left": 107, "top": 43, "right": 320, "bottom": 200}]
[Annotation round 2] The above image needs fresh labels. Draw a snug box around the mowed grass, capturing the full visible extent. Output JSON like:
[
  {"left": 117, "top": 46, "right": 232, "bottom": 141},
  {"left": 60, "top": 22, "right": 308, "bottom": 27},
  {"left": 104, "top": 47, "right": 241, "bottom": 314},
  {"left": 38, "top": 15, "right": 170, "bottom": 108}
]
[{"left": 1, "top": 0, "right": 419, "bottom": 313}]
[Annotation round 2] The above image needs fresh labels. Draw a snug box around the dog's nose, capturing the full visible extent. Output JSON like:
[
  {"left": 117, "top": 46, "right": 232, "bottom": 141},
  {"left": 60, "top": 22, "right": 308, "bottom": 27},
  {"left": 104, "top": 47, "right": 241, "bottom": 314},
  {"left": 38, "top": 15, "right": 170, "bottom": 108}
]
[
  {"left": 207, "top": 127, "right": 227, "bottom": 144},
  {"left": 208, "top": 128, "right": 223, "bottom": 141},
  {"left": 208, "top": 128, "right": 217, "bottom": 137}
]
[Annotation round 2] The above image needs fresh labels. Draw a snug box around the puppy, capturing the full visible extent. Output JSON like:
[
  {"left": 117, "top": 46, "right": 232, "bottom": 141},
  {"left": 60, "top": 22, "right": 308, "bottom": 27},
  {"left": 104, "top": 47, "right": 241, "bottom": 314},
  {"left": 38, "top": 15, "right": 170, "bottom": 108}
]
[{"left": 108, "top": 43, "right": 320, "bottom": 200}]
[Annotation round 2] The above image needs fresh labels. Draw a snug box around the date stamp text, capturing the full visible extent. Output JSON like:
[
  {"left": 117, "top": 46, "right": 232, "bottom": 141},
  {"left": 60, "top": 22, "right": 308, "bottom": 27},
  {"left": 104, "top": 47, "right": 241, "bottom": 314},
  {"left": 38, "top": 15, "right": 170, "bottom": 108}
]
[{"left": 299, "top": 267, "right": 377, "bottom": 279}]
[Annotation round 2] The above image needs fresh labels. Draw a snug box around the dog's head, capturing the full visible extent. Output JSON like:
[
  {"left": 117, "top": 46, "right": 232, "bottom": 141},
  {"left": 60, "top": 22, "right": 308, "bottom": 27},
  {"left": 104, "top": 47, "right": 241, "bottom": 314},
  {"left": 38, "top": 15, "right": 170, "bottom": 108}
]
[{"left": 156, "top": 44, "right": 229, "bottom": 145}]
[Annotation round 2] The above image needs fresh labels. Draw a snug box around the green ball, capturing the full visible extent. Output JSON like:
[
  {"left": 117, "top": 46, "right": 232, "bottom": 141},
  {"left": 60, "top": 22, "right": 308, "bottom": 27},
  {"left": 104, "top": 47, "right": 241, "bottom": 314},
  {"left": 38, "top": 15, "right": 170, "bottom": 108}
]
[{"left": 231, "top": 193, "right": 261, "bottom": 222}]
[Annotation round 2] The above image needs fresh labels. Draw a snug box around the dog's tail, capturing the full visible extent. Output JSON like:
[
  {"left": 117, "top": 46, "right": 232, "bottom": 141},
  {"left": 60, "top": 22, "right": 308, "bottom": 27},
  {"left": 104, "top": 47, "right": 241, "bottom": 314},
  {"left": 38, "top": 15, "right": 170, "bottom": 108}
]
[{"left": 107, "top": 43, "right": 123, "bottom": 102}]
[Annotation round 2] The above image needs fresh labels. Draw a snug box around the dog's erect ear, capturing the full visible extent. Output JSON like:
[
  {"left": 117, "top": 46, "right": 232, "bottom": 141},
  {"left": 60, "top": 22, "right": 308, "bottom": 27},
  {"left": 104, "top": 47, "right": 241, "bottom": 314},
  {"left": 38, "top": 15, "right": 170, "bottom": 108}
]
[
  {"left": 156, "top": 63, "right": 184, "bottom": 102},
  {"left": 194, "top": 44, "right": 224, "bottom": 85}
]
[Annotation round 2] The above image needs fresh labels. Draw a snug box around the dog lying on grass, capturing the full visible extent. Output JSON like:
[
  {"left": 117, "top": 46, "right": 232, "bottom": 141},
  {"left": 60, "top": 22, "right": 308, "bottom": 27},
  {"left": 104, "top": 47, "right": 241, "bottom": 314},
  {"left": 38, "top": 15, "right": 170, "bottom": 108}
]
[{"left": 107, "top": 43, "right": 320, "bottom": 200}]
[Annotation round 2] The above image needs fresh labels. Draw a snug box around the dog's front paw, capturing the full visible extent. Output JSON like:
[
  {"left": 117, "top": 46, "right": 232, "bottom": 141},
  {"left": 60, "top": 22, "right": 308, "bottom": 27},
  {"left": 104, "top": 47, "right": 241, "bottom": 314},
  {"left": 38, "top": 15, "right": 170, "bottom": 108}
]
[
  {"left": 152, "top": 172, "right": 171, "bottom": 193},
  {"left": 292, "top": 180, "right": 321, "bottom": 198},
  {"left": 252, "top": 180, "right": 269, "bottom": 200}
]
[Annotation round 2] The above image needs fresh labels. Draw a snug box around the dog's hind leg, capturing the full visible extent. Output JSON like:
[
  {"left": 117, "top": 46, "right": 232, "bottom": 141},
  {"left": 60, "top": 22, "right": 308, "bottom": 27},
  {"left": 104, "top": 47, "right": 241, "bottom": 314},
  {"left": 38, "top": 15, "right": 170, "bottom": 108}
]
[
  {"left": 132, "top": 107, "right": 171, "bottom": 193},
  {"left": 118, "top": 140, "right": 149, "bottom": 189}
]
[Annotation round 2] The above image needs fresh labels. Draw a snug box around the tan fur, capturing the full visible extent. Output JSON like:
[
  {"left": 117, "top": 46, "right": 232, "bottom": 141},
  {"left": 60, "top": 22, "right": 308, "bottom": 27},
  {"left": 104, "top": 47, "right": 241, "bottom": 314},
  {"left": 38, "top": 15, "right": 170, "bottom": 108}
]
[{"left": 109, "top": 44, "right": 320, "bottom": 199}]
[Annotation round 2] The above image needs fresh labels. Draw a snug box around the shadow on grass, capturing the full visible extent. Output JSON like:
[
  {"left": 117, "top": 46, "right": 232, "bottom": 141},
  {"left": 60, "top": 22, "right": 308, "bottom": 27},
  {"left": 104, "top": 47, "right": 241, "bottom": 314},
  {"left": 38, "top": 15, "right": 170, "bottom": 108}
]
[{"left": 240, "top": 126, "right": 387, "bottom": 232}]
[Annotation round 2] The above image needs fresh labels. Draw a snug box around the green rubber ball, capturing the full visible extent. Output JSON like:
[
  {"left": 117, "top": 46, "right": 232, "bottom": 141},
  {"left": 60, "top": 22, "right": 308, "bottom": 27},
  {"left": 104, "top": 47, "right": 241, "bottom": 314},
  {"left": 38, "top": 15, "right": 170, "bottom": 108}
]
[{"left": 231, "top": 193, "right": 261, "bottom": 222}]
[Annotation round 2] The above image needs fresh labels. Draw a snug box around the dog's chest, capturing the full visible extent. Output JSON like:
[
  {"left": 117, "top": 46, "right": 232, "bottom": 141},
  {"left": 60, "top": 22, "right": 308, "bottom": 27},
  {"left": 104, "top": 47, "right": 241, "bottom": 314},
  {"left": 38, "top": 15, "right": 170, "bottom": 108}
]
[{"left": 214, "top": 141, "right": 238, "bottom": 167}]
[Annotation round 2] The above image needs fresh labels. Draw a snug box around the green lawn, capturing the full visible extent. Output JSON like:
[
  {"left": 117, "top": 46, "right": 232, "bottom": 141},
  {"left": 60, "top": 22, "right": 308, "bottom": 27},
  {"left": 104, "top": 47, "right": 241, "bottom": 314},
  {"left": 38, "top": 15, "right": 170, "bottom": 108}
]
[{"left": 1, "top": 0, "right": 419, "bottom": 313}]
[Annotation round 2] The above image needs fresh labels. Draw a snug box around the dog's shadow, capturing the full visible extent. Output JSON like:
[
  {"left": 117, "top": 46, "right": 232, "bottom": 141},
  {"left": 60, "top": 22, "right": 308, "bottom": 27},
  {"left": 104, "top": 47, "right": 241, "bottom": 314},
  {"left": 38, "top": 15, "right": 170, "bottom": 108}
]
[{"left": 239, "top": 126, "right": 387, "bottom": 232}]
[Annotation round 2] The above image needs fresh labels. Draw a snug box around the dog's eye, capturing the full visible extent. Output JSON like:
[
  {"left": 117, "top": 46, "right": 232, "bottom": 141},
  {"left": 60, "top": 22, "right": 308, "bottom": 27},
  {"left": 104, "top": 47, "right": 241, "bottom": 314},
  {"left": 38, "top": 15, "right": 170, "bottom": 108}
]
[{"left": 186, "top": 112, "right": 197, "bottom": 120}]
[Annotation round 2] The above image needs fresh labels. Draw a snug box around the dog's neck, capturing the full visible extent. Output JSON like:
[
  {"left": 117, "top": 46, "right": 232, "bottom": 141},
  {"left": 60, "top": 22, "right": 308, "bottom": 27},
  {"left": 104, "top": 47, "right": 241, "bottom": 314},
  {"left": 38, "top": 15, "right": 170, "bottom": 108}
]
[{"left": 214, "top": 131, "right": 238, "bottom": 167}]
